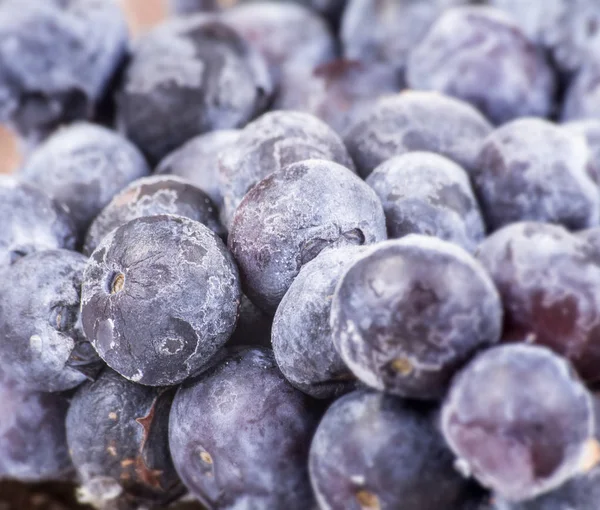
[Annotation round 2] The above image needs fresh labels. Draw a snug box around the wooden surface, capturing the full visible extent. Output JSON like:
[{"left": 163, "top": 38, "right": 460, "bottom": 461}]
[{"left": 0, "top": 0, "right": 167, "bottom": 175}]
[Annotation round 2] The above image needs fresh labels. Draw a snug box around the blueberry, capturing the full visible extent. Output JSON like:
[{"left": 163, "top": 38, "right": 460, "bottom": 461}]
[
  {"left": 20, "top": 122, "right": 150, "bottom": 238},
  {"left": 562, "top": 58, "right": 600, "bottom": 122},
  {"left": 167, "top": 0, "right": 221, "bottom": 14},
  {"left": 83, "top": 175, "right": 225, "bottom": 256},
  {"left": 341, "top": 0, "right": 468, "bottom": 84},
  {"left": 344, "top": 90, "right": 493, "bottom": 179},
  {"left": 228, "top": 159, "right": 386, "bottom": 313},
  {"left": 441, "top": 344, "right": 595, "bottom": 501},
  {"left": 66, "top": 369, "right": 184, "bottom": 509},
  {"left": 407, "top": 6, "right": 556, "bottom": 125},
  {"left": 331, "top": 235, "right": 502, "bottom": 399},
  {"left": 222, "top": 2, "right": 336, "bottom": 84},
  {"left": 0, "top": 368, "right": 73, "bottom": 483},
  {"left": 227, "top": 294, "right": 272, "bottom": 348},
  {"left": 0, "top": 249, "right": 95, "bottom": 392},
  {"left": 366, "top": 152, "right": 486, "bottom": 252},
  {"left": 116, "top": 16, "right": 272, "bottom": 165},
  {"left": 274, "top": 59, "right": 401, "bottom": 136},
  {"left": 0, "top": 0, "right": 128, "bottom": 144},
  {"left": 0, "top": 177, "right": 77, "bottom": 267},
  {"left": 272, "top": 246, "right": 365, "bottom": 399},
  {"left": 218, "top": 110, "right": 355, "bottom": 227},
  {"left": 309, "top": 389, "right": 474, "bottom": 510},
  {"left": 169, "top": 347, "right": 318, "bottom": 509},
  {"left": 564, "top": 119, "right": 600, "bottom": 184},
  {"left": 493, "top": 467, "right": 600, "bottom": 510},
  {"left": 489, "top": 0, "right": 600, "bottom": 74},
  {"left": 155, "top": 129, "right": 240, "bottom": 211},
  {"left": 81, "top": 215, "right": 240, "bottom": 386},
  {"left": 476, "top": 222, "right": 600, "bottom": 383},
  {"left": 472, "top": 118, "right": 599, "bottom": 231}
]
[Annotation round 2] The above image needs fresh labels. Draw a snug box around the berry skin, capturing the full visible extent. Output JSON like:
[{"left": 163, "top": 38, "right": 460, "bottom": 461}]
[
  {"left": 218, "top": 110, "right": 355, "bottom": 228},
  {"left": 222, "top": 2, "right": 336, "bottom": 84},
  {"left": 366, "top": 151, "right": 485, "bottom": 252},
  {"left": 66, "top": 369, "right": 184, "bottom": 509},
  {"left": 476, "top": 222, "right": 600, "bottom": 383},
  {"left": 0, "top": 368, "right": 73, "bottom": 483},
  {"left": 309, "top": 389, "right": 474, "bottom": 510},
  {"left": 407, "top": 6, "right": 556, "bottom": 125},
  {"left": 0, "top": 177, "right": 76, "bottom": 267},
  {"left": 155, "top": 129, "right": 240, "bottom": 211},
  {"left": 331, "top": 235, "right": 502, "bottom": 399},
  {"left": 441, "top": 344, "right": 595, "bottom": 502},
  {"left": 274, "top": 59, "right": 401, "bottom": 137},
  {"left": 228, "top": 159, "right": 386, "bottom": 313},
  {"left": 169, "top": 347, "right": 319, "bottom": 510},
  {"left": 272, "top": 246, "right": 365, "bottom": 399},
  {"left": 562, "top": 58, "right": 600, "bottom": 122},
  {"left": 116, "top": 16, "right": 272, "bottom": 164},
  {"left": 81, "top": 215, "right": 241, "bottom": 387},
  {"left": 344, "top": 91, "right": 493, "bottom": 179},
  {"left": 563, "top": 119, "right": 600, "bottom": 184},
  {"left": 472, "top": 118, "right": 599, "bottom": 231},
  {"left": 0, "top": 249, "right": 96, "bottom": 393},
  {"left": 0, "top": 0, "right": 128, "bottom": 143},
  {"left": 20, "top": 122, "right": 150, "bottom": 237},
  {"left": 340, "top": 0, "right": 468, "bottom": 84},
  {"left": 83, "top": 175, "right": 225, "bottom": 256}
]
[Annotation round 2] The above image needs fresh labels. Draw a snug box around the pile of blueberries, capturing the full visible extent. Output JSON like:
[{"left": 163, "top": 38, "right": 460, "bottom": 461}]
[{"left": 4, "top": 0, "right": 600, "bottom": 509}]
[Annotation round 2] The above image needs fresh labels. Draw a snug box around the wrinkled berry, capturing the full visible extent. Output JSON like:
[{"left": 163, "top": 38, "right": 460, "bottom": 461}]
[
  {"left": 81, "top": 215, "right": 241, "bottom": 386},
  {"left": 83, "top": 175, "right": 224, "bottom": 256}
]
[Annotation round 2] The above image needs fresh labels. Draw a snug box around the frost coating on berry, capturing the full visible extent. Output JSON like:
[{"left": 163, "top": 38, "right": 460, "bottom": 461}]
[
  {"left": 341, "top": 0, "right": 468, "bottom": 82},
  {"left": 169, "top": 347, "right": 318, "bottom": 509},
  {"left": 116, "top": 16, "right": 272, "bottom": 164},
  {"left": 473, "top": 118, "right": 599, "bottom": 231},
  {"left": 155, "top": 129, "right": 240, "bottom": 211},
  {"left": 366, "top": 152, "right": 485, "bottom": 252},
  {"left": 83, "top": 175, "right": 224, "bottom": 256},
  {"left": 0, "top": 249, "right": 91, "bottom": 392},
  {"left": 0, "top": 0, "right": 128, "bottom": 141},
  {"left": 563, "top": 120, "right": 600, "bottom": 184},
  {"left": 331, "top": 235, "right": 502, "bottom": 399},
  {"left": 476, "top": 222, "right": 600, "bottom": 382},
  {"left": 219, "top": 110, "right": 355, "bottom": 227},
  {"left": 66, "top": 369, "right": 183, "bottom": 508},
  {"left": 20, "top": 122, "right": 150, "bottom": 236},
  {"left": 309, "top": 389, "right": 472, "bottom": 510},
  {"left": 228, "top": 159, "right": 386, "bottom": 313},
  {"left": 441, "top": 344, "right": 594, "bottom": 502},
  {"left": 272, "top": 246, "right": 365, "bottom": 399},
  {"left": 222, "top": 2, "right": 336, "bottom": 83},
  {"left": 407, "top": 6, "right": 556, "bottom": 125},
  {"left": 489, "top": 0, "right": 600, "bottom": 74},
  {"left": 274, "top": 59, "right": 400, "bottom": 137},
  {"left": 344, "top": 91, "right": 493, "bottom": 178},
  {"left": 562, "top": 59, "right": 600, "bottom": 122},
  {"left": 81, "top": 215, "right": 241, "bottom": 386},
  {"left": 0, "top": 369, "right": 73, "bottom": 483},
  {"left": 0, "top": 177, "right": 77, "bottom": 267}
]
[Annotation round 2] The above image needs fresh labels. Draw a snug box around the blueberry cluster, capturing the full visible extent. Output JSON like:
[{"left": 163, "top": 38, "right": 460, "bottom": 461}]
[{"left": 3, "top": 1, "right": 600, "bottom": 510}]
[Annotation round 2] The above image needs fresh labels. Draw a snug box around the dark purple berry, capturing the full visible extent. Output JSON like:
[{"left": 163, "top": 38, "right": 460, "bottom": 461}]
[
  {"left": 228, "top": 159, "right": 386, "bottom": 313},
  {"left": 442, "top": 344, "right": 595, "bottom": 501},
  {"left": 331, "top": 235, "right": 502, "bottom": 399},
  {"left": 81, "top": 215, "right": 240, "bottom": 386}
]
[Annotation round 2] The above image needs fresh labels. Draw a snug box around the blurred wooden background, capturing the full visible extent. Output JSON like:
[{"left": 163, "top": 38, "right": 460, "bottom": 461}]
[{"left": 0, "top": 0, "right": 167, "bottom": 174}]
